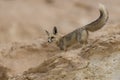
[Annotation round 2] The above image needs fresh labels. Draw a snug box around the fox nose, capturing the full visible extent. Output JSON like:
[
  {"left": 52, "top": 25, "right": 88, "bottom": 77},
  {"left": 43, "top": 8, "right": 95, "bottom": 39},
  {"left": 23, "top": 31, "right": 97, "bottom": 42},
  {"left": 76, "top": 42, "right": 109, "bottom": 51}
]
[{"left": 48, "top": 39, "right": 52, "bottom": 43}]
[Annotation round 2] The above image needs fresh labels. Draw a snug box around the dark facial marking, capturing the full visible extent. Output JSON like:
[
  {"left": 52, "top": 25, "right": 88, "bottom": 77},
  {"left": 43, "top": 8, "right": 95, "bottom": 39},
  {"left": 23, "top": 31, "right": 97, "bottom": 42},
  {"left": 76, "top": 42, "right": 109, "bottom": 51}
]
[{"left": 51, "top": 36, "right": 55, "bottom": 39}]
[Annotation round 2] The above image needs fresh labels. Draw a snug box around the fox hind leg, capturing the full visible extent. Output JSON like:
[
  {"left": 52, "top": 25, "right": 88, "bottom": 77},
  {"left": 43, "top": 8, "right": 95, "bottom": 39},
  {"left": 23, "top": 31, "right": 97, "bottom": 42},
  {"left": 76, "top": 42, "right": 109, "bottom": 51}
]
[{"left": 77, "top": 29, "right": 88, "bottom": 47}]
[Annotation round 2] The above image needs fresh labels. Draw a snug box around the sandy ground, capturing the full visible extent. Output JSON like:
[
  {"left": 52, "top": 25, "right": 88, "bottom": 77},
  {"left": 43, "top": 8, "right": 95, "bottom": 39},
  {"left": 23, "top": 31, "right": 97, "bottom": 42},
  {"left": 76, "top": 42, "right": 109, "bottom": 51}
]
[{"left": 0, "top": 0, "right": 120, "bottom": 80}]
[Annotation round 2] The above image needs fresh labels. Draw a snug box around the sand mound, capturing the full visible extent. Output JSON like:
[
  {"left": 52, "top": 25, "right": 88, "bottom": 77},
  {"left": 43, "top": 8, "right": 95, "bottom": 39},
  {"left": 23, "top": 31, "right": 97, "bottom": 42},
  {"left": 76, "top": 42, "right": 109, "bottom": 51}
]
[{"left": 7, "top": 30, "right": 120, "bottom": 80}]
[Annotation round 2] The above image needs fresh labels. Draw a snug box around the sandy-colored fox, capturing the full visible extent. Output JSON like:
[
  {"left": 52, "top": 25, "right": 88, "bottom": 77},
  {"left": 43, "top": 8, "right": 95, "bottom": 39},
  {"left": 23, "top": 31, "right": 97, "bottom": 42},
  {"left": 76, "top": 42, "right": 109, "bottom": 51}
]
[{"left": 45, "top": 4, "right": 109, "bottom": 51}]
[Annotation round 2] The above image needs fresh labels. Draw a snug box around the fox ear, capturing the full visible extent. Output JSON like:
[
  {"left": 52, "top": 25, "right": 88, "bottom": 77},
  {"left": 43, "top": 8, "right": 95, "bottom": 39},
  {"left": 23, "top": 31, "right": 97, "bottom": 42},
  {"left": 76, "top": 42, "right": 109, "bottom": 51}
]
[
  {"left": 45, "top": 30, "right": 50, "bottom": 36},
  {"left": 53, "top": 26, "right": 57, "bottom": 35}
]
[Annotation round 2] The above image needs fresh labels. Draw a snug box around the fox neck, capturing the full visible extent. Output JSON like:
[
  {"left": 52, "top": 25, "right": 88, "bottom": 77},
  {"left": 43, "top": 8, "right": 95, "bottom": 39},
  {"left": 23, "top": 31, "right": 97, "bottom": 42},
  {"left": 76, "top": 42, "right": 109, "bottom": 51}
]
[{"left": 55, "top": 34, "right": 62, "bottom": 46}]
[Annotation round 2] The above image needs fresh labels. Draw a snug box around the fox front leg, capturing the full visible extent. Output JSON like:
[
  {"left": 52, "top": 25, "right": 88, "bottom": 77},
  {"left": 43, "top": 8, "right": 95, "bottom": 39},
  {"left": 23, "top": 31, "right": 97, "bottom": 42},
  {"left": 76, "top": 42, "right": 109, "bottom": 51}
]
[
  {"left": 59, "top": 45, "right": 67, "bottom": 51},
  {"left": 63, "top": 45, "right": 67, "bottom": 51}
]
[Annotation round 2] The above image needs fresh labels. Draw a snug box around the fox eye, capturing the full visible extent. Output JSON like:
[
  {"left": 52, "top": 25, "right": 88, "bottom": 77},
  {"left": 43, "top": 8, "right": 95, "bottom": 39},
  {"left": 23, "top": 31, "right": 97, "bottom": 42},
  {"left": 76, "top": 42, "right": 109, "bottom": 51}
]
[{"left": 51, "top": 36, "right": 55, "bottom": 39}]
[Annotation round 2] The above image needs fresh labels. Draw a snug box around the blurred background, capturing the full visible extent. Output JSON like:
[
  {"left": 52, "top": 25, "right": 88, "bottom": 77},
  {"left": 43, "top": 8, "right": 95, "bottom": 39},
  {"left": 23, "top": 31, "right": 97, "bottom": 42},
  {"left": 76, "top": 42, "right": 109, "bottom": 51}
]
[{"left": 0, "top": 0, "right": 119, "bottom": 43}]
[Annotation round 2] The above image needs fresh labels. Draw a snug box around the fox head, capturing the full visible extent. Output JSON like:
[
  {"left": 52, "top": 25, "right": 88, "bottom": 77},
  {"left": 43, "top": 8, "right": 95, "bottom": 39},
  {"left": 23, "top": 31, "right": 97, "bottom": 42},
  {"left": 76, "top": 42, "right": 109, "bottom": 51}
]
[{"left": 45, "top": 26, "right": 58, "bottom": 43}]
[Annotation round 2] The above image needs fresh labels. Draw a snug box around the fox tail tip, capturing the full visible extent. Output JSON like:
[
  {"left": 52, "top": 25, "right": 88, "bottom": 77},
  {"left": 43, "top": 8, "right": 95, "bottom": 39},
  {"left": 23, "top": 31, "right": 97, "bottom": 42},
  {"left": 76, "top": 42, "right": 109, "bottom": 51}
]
[{"left": 99, "top": 3, "right": 105, "bottom": 10}]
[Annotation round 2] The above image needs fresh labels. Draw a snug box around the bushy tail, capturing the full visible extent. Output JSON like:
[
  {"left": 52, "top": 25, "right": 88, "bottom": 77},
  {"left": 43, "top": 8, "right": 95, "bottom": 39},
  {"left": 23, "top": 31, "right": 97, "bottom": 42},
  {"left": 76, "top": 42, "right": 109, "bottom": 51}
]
[{"left": 84, "top": 4, "right": 109, "bottom": 32}]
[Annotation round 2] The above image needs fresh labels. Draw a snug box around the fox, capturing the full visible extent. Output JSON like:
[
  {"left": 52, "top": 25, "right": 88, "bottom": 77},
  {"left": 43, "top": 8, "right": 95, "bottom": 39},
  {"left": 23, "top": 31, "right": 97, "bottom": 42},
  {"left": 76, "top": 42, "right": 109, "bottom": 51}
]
[{"left": 45, "top": 4, "right": 109, "bottom": 51}]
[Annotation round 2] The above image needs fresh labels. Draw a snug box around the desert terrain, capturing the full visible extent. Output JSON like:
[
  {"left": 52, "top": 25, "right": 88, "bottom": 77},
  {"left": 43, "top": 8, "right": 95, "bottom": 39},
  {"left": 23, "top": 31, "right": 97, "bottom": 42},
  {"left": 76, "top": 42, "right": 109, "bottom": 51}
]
[{"left": 0, "top": 0, "right": 120, "bottom": 80}]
